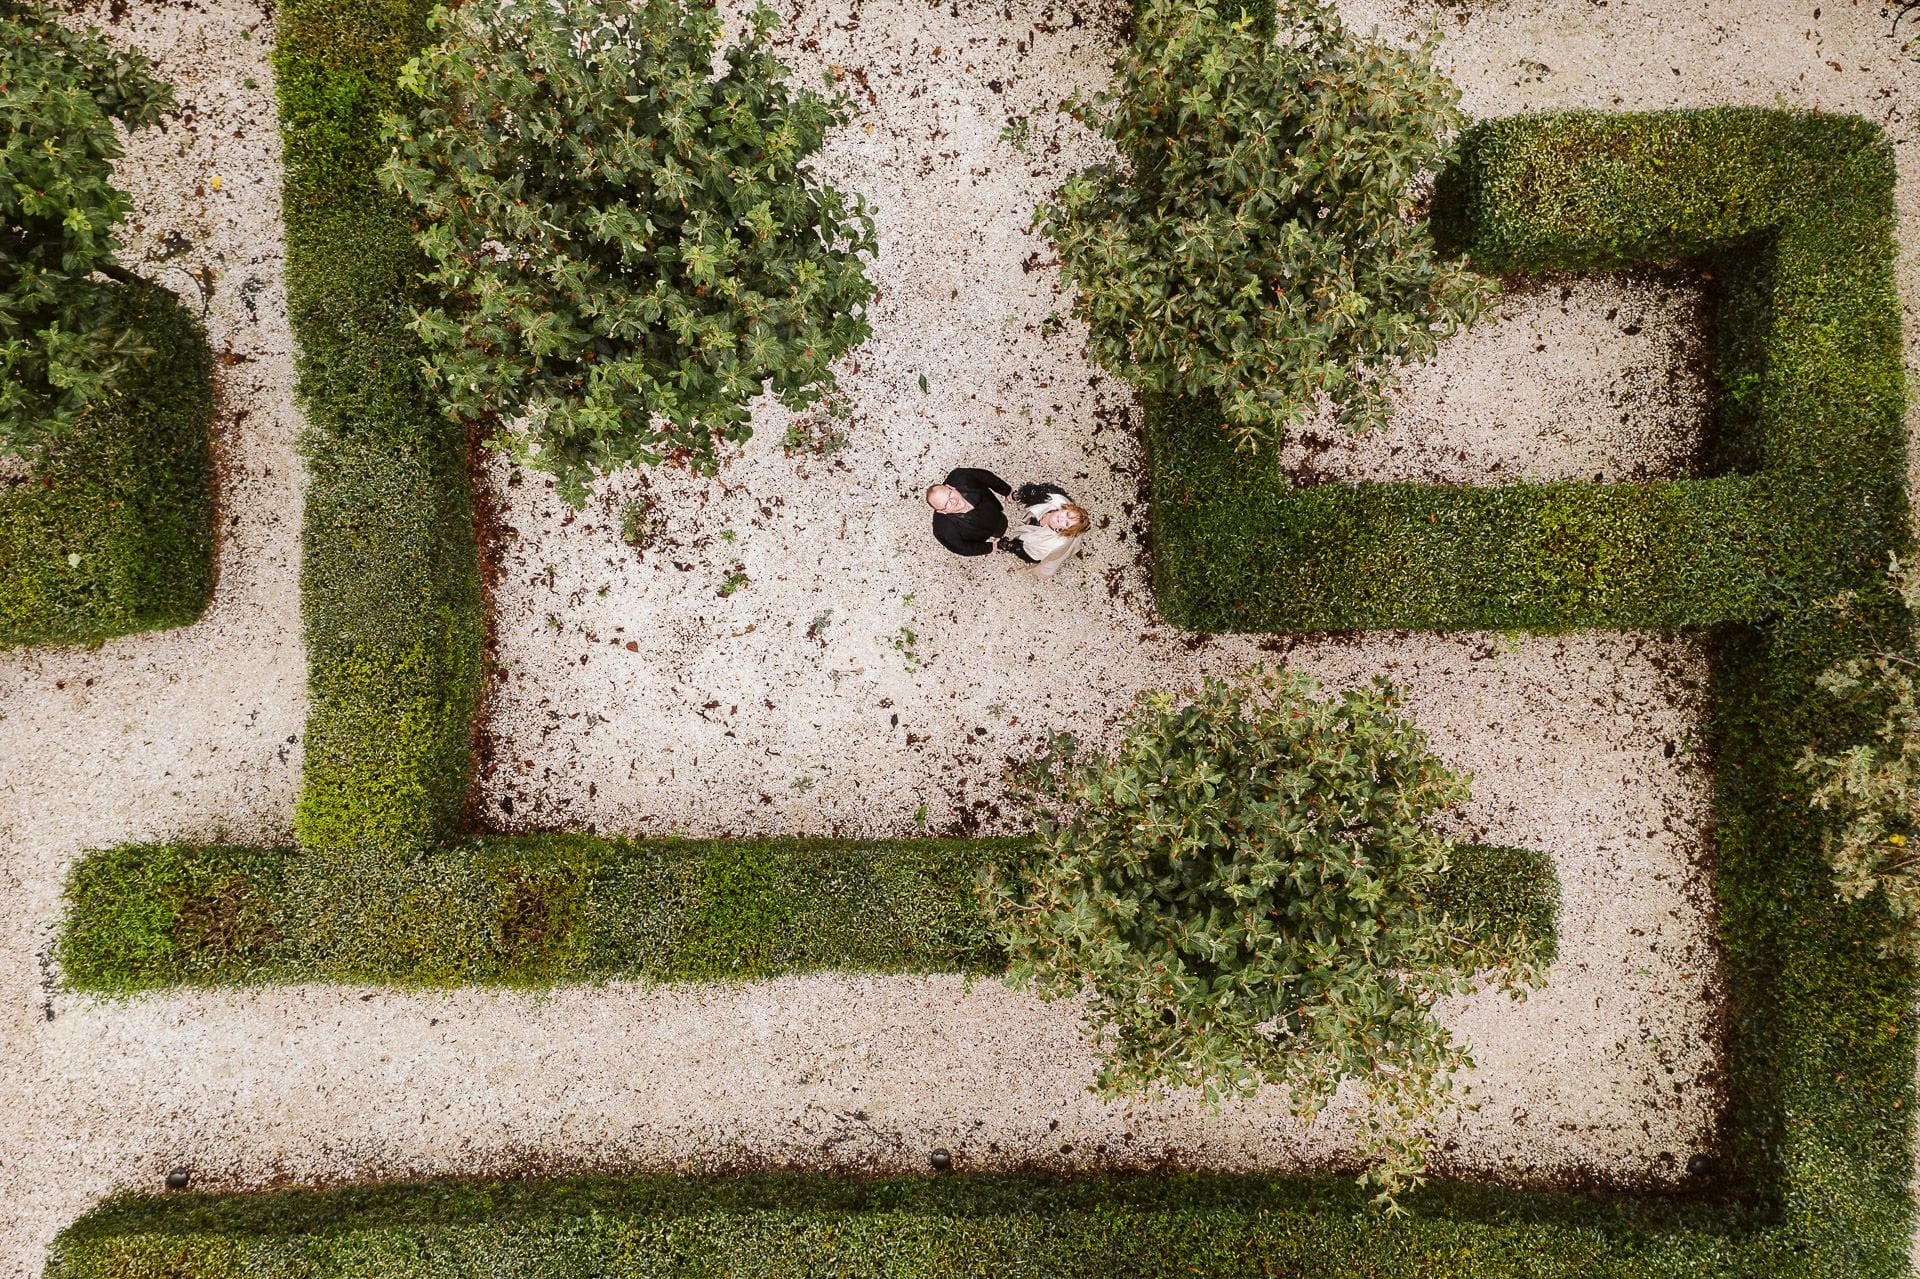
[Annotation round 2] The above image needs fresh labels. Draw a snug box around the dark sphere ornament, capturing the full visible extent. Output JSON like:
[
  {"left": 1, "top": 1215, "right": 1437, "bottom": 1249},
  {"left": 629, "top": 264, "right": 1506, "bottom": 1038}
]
[
  {"left": 928, "top": 1148, "right": 952, "bottom": 1173},
  {"left": 1685, "top": 1153, "right": 1718, "bottom": 1179},
  {"left": 164, "top": 1167, "right": 190, "bottom": 1191}
]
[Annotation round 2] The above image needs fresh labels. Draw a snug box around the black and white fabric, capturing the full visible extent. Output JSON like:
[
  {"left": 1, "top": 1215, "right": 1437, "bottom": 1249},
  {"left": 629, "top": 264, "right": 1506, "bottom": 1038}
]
[
  {"left": 930, "top": 466, "right": 1010, "bottom": 557},
  {"left": 1003, "top": 481, "right": 1084, "bottom": 579}
]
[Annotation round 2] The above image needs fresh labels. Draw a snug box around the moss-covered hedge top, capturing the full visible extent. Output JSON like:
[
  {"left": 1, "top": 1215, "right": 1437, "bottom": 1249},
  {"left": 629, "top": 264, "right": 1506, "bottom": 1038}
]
[
  {"left": 277, "top": 0, "right": 484, "bottom": 853},
  {"left": 48, "top": 1171, "right": 1791, "bottom": 1279},
  {"left": 1437, "top": 109, "right": 1905, "bottom": 589},
  {"left": 0, "top": 277, "right": 213, "bottom": 647}
]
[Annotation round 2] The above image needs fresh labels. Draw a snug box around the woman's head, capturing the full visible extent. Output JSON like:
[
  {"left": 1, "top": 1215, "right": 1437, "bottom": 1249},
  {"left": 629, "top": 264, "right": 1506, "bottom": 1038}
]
[{"left": 1041, "top": 503, "right": 1090, "bottom": 536}]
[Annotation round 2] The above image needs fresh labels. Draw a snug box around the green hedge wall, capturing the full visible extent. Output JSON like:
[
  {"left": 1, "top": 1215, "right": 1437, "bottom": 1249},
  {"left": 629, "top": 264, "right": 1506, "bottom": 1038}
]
[
  {"left": 55, "top": 837, "right": 1008, "bottom": 988},
  {"left": 54, "top": 837, "right": 1556, "bottom": 990},
  {"left": 1149, "top": 106, "right": 1920, "bottom": 1274},
  {"left": 277, "top": 0, "right": 483, "bottom": 853},
  {"left": 0, "top": 278, "right": 212, "bottom": 646},
  {"left": 1434, "top": 109, "right": 1915, "bottom": 1277},
  {"left": 46, "top": 1173, "right": 1790, "bottom": 1279},
  {"left": 1147, "top": 111, "right": 1906, "bottom": 643},
  {"left": 1147, "top": 402, "right": 1775, "bottom": 632}
]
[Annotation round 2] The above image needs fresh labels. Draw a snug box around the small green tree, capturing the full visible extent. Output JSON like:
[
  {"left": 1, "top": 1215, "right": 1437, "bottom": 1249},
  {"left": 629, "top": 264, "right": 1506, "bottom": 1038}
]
[
  {"left": 0, "top": 0, "right": 173, "bottom": 453},
  {"left": 986, "top": 668, "right": 1546, "bottom": 1203},
  {"left": 382, "top": 0, "right": 877, "bottom": 502},
  {"left": 1038, "top": 0, "right": 1494, "bottom": 449},
  {"left": 1796, "top": 557, "right": 1920, "bottom": 938}
]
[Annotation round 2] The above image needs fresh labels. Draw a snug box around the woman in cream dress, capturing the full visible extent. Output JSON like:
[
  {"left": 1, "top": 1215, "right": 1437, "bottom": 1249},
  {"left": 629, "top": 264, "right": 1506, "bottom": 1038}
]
[{"left": 1003, "top": 482, "right": 1091, "bottom": 579}]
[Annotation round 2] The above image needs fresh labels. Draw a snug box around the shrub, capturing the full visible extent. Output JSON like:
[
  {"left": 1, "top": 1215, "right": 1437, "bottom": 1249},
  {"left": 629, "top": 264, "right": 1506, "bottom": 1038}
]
[
  {"left": 986, "top": 669, "right": 1548, "bottom": 1202},
  {"left": 278, "top": 0, "right": 484, "bottom": 854},
  {"left": 1795, "top": 557, "right": 1920, "bottom": 935},
  {"left": 381, "top": 0, "right": 878, "bottom": 502},
  {"left": 1039, "top": 0, "right": 1493, "bottom": 450},
  {"left": 0, "top": 0, "right": 173, "bottom": 454},
  {"left": 0, "top": 278, "right": 213, "bottom": 646}
]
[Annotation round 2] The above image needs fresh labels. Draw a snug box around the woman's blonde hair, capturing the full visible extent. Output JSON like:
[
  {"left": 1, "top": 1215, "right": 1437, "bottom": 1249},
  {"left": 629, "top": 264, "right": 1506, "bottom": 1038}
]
[{"left": 1055, "top": 503, "right": 1091, "bottom": 536}]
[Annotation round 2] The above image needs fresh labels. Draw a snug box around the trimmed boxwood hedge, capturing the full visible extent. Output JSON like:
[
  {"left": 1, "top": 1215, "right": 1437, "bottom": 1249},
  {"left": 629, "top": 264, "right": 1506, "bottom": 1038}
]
[
  {"left": 277, "top": 0, "right": 483, "bottom": 853},
  {"left": 0, "top": 278, "right": 212, "bottom": 646},
  {"left": 1435, "top": 842, "right": 1559, "bottom": 969},
  {"left": 1140, "top": 107, "right": 1914, "bottom": 1274},
  {"left": 54, "top": 837, "right": 1007, "bottom": 988},
  {"left": 1437, "top": 109, "right": 1915, "bottom": 1277},
  {"left": 1147, "top": 110, "right": 1906, "bottom": 641},
  {"left": 1147, "top": 402, "right": 1775, "bottom": 633},
  {"left": 54, "top": 837, "right": 1554, "bottom": 990},
  {"left": 45, "top": 1173, "right": 1791, "bottom": 1279}
]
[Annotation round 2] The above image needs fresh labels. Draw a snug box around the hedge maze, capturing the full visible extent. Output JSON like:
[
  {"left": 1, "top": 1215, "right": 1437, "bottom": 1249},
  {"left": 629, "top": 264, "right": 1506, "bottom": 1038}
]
[
  {"left": 1140, "top": 106, "right": 1918, "bottom": 1276},
  {"left": 58, "top": 0, "right": 1559, "bottom": 995},
  {"left": 40, "top": 2, "right": 1918, "bottom": 1276}
]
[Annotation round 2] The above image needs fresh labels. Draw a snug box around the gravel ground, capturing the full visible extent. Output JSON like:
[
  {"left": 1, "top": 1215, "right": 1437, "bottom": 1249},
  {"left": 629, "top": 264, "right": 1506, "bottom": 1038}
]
[
  {"left": 1, "top": 0, "right": 1916, "bottom": 1273},
  {"left": 0, "top": 0, "right": 307, "bottom": 1266}
]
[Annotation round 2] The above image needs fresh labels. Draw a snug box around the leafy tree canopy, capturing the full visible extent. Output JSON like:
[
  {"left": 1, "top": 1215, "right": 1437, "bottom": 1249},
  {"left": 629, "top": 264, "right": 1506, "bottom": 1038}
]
[
  {"left": 1038, "top": 0, "right": 1495, "bottom": 449},
  {"left": 0, "top": 0, "right": 172, "bottom": 454},
  {"left": 383, "top": 0, "right": 877, "bottom": 502},
  {"left": 987, "top": 668, "right": 1546, "bottom": 1202}
]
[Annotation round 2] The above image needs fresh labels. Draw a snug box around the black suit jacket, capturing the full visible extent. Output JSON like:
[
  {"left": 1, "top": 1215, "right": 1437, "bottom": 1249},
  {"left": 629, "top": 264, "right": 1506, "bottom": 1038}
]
[{"left": 932, "top": 467, "right": 1010, "bottom": 557}]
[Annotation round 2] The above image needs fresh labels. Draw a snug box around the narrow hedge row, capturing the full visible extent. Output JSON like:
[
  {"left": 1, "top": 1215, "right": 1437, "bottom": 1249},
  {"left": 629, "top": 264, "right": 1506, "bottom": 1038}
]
[
  {"left": 53, "top": 837, "right": 1553, "bottom": 990},
  {"left": 277, "top": 0, "right": 483, "bottom": 852},
  {"left": 1146, "top": 399, "right": 1772, "bottom": 631},
  {"left": 45, "top": 1173, "right": 1790, "bottom": 1279},
  {"left": 0, "top": 279, "right": 212, "bottom": 646},
  {"left": 54, "top": 837, "right": 1005, "bottom": 987}
]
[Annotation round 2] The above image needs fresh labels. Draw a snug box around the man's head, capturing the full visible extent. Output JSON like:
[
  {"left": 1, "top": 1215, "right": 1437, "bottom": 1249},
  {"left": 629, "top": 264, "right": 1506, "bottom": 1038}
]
[{"left": 926, "top": 483, "right": 972, "bottom": 514}]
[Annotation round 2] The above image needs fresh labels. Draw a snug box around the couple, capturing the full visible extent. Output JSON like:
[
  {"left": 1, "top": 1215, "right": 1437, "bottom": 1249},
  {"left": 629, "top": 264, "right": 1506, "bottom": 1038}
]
[{"left": 925, "top": 467, "right": 1090, "bottom": 579}]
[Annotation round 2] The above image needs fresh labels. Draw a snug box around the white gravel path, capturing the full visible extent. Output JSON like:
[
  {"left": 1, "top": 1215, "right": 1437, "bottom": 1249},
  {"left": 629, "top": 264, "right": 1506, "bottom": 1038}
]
[
  {"left": 1, "top": 1, "right": 1917, "bottom": 1274},
  {"left": 0, "top": 0, "right": 307, "bottom": 1266}
]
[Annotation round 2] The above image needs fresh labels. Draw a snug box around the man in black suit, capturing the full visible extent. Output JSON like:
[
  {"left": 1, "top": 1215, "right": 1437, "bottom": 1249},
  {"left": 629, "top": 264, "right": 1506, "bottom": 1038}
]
[{"left": 925, "top": 467, "right": 1011, "bottom": 557}]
